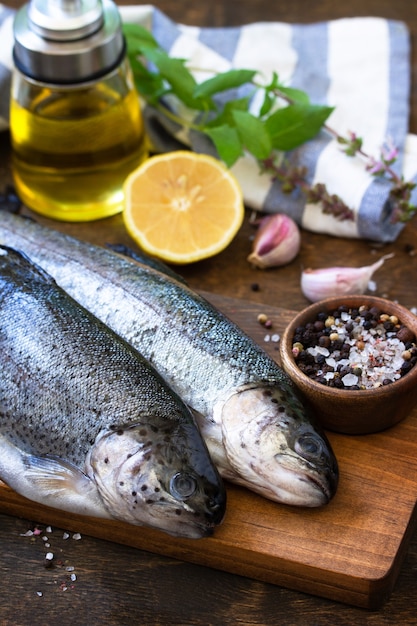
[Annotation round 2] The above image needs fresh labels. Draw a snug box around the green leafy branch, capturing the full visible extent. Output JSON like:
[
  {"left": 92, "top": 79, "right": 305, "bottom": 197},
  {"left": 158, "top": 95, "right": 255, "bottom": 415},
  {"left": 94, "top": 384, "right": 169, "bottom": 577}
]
[{"left": 123, "top": 23, "right": 416, "bottom": 223}]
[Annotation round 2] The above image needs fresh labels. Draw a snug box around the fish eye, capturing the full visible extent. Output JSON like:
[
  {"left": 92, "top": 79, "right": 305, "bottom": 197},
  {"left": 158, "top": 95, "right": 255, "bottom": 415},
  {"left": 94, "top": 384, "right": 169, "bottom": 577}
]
[
  {"left": 169, "top": 472, "right": 197, "bottom": 501},
  {"left": 294, "top": 433, "right": 324, "bottom": 461}
]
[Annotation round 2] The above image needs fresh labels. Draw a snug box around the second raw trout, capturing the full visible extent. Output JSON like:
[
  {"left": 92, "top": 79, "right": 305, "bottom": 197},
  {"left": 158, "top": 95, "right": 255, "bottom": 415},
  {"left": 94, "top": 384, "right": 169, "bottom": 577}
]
[{"left": 0, "top": 212, "right": 339, "bottom": 506}]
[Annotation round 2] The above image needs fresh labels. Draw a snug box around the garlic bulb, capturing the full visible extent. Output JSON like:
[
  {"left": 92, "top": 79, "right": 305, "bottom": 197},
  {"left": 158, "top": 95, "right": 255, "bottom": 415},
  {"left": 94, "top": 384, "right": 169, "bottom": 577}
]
[
  {"left": 301, "top": 254, "right": 394, "bottom": 302},
  {"left": 247, "top": 214, "right": 301, "bottom": 269}
]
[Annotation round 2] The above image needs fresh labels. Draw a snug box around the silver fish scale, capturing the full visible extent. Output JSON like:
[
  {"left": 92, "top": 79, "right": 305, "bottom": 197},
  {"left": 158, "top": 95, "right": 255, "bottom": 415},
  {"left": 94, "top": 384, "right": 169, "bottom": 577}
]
[
  {"left": 0, "top": 214, "right": 339, "bottom": 506},
  {"left": 0, "top": 212, "right": 302, "bottom": 417},
  {"left": 0, "top": 248, "right": 193, "bottom": 467}
]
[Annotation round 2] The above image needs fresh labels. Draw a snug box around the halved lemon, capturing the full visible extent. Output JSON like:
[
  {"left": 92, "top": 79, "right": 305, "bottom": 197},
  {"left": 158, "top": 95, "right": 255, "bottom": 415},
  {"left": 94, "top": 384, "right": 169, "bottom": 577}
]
[{"left": 123, "top": 150, "right": 245, "bottom": 264}]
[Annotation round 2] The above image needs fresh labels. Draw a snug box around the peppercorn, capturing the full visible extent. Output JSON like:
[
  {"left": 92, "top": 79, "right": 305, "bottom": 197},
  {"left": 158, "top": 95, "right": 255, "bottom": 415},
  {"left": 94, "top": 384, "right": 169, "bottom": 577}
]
[{"left": 291, "top": 304, "right": 417, "bottom": 390}]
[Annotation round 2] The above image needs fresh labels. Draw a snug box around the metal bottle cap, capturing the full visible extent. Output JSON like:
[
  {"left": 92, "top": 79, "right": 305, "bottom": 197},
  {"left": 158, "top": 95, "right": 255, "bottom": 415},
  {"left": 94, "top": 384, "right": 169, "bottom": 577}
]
[{"left": 13, "top": 0, "right": 125, "bottom": 83}]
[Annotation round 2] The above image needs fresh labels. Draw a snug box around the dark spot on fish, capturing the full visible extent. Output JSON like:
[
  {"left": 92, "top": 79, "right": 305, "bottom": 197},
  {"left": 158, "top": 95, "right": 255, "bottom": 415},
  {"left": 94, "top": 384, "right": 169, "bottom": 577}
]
[
  {"left": 116, "top": 429, "right": 124, "bottom": 436},
  {"left": 159, "top": 497, "right": 166, "bottom": 502},
  {"left": 278, "top": 406, "right": 286, "bottom": 412},
  {"left": 144, "top": 453, "right": 152, "bottom": 461},
  {"left": 104, "top": 457, "right": 109, "bottom": 464},
  {"left": 263, "top": 389, "right": 273, "bottom": 397},
  {"left": 139, "top": 429, "right": 148, "bottom": 436},
  {"left": 119, "top": 481, "right": 124, "bottom": 486},
  {"left": 240, "top": 443, "right": 246, "bottom": 448},
  {"left": 255, "top": 439, "right": 260, "bottom": 445},
  {"left": 132, "top": 491, "right": 137, "bottom": 496},
  {"left": 154, "top": 487, "right": 160, "bottom": 492},
  {"left": 146, "top": 499, "right": 153, "bottom": 504},
  {"left": 141, "top": 485, "right": 147, "bottom": 491},
  {"left": 271, "top": 397, "right": 279, "bottom": 404},
  {"left": 127, "top": 453, "right": 132, "bottom": 458},
  {"left": 175, "top": 509, "right": 182, "bottom": 516},
  {"left": 150, "top": 425, "right": 159, "bottom": 433}
]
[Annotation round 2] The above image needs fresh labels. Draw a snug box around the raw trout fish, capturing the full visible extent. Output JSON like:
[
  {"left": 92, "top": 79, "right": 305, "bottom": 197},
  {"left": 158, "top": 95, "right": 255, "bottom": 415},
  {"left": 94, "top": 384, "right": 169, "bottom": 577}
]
[
  {"left": 0, "top": 212, "right": 339, "bottom": 506},
  {"left": 0, "top": 246, "right": 226, "bottom": 538}
]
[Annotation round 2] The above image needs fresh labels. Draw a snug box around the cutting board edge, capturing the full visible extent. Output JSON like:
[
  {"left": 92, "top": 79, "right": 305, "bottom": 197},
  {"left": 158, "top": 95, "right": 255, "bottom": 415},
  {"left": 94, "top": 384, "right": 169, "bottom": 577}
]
[{"left": 1, "top": 480, "right": 413, "bottom": 610}]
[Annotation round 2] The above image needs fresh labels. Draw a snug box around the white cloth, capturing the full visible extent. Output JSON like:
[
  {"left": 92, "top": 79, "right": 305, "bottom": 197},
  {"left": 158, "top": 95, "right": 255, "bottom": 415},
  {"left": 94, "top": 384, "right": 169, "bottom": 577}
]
[{"left": 1, "top": 4, "right": 416, "bottom": 241}]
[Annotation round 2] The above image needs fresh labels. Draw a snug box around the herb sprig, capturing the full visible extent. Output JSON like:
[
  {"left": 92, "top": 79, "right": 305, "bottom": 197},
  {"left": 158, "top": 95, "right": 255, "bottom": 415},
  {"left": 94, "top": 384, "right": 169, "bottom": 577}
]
[{"left": 124, "top": 23, "right": 416, "bottom": 223}]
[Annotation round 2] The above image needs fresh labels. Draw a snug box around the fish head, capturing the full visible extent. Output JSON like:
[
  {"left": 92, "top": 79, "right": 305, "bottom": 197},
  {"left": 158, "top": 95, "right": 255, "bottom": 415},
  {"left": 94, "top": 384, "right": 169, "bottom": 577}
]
[
  {"left": 86, "top": 422, "right": 226, "bottom": 538},
  {"left": 219, "top": 383, "right": 338, "bottom": 506}
]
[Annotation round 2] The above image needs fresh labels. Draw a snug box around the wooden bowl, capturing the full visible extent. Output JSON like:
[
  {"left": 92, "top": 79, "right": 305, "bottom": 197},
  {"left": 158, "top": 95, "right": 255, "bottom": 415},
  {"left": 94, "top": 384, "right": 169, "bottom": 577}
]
[{"left": 279, "top": 296, "right": 417, "bottom": 435}]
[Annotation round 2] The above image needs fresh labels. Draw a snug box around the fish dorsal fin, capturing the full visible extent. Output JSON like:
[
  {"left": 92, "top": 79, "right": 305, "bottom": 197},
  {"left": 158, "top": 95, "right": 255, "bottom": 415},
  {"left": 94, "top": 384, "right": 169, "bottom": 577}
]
[
  {"left": 106, "top": 242, "right": 187, "bottom": 284},
  {"left": 0, "top": 245, "right": 56, "bottom": 285}
]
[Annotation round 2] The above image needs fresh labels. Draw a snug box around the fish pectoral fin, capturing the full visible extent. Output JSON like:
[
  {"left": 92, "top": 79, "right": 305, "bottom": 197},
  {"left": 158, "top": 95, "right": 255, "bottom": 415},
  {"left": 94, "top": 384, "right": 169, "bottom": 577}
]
[
  {"left": 24, "top": 455, "right": 89, "bottom": 493},
  {"left": 22, "top": 454, "right": 110, "bottom": 519}
]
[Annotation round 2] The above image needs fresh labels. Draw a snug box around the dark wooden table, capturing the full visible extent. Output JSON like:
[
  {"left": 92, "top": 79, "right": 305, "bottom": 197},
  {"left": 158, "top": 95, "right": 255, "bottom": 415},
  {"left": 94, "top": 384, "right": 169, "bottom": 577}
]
[{"left": 2, "top": 0, "right": 417, "bottom": 623}]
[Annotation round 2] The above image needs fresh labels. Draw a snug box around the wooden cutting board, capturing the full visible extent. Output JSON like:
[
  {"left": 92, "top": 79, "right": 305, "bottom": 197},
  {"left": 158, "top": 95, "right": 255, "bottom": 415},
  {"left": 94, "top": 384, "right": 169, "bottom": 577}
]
[{"left": 2, "top": 292, "right": 417, "bottom": 610}]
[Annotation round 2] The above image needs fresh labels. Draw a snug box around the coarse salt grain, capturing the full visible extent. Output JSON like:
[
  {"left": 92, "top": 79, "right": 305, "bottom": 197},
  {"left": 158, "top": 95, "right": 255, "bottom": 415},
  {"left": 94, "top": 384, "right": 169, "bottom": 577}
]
[
  {"left": 342, "top": 373, "right": 359, "bottom": 387},
  {"left": 293, "top": 305, "right": 417, "bottom": 390}
]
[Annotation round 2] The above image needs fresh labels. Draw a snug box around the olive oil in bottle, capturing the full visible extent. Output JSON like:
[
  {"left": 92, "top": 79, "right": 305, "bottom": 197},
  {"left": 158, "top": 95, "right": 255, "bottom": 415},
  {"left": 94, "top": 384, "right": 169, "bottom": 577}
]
[{"left": 10, "top": 0, "right": 147, "bottom": 221}]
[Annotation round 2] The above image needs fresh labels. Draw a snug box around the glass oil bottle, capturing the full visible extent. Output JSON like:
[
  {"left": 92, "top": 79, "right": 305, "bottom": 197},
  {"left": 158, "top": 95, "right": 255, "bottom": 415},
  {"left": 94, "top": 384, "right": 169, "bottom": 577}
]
[{"left": 10, "top": 0, "right": 148, "bottom": 221}]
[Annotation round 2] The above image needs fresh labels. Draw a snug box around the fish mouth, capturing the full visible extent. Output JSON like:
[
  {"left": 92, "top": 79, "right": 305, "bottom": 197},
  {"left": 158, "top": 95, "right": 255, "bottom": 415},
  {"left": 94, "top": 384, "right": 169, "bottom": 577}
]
[
  {"left": 297, "top": 471, "right": 333, "bottom": 506},
  {"left": 274, "top": 453, "right": 338, "bottom": 507},
  {"left": 145, "top": 500, "right": 223, "bottom": 539}
]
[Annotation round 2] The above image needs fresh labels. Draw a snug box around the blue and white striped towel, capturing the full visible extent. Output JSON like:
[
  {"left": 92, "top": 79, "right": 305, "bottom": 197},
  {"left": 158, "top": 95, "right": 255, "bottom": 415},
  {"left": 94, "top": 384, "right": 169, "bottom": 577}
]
[{"left": 1, "top": 3, "right": 416, "bottom": 242}]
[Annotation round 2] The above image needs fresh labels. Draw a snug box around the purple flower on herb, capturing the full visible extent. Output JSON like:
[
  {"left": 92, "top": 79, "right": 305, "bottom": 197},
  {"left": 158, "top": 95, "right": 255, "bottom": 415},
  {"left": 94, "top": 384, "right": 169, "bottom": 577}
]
[
  {"left": 380, "top": 137, "right": 399, "bottom": 165},
  {"left": 366, "top": 157, "right": 386, "bottom": 176}
]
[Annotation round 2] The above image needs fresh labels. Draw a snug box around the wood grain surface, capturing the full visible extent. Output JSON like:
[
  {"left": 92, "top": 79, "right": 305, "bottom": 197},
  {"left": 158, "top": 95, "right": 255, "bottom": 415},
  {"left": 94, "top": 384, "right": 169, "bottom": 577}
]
[
  {"left": 1, "top": 292, "right": 416, "bottom": 610},
  {"left": 3, "top": 1, "right": 417, "bottom": 623}
]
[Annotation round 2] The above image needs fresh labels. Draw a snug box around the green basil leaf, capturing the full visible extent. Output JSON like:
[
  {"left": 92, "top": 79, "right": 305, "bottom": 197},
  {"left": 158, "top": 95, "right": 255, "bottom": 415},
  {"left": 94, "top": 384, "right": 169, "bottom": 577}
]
[
  {"left": 265, "top": 103, "right": 334, "bottom": 150},
  {"left": 232, "top": 110, "right": 272, "bottom": 160},
  {"left": 264, "top": 71, "right": 281, "bottom": 92},
  {"left": 204, "top": 125, "right": 243, "bottom": 167},
  {"left": 144, "top": 48, "right": 214, "bottom": 111},
  {"left": 259, "top": 91, "right": 274, "bottom": 117},
  {"left": 206, "top": 97, "right": 251, "bottom": 128},
  {"left": 276, "top": 86, "right": 311, "bottom": 105},
  {"left": 123, "top": 23, "right": 160, "bottom": 51},
  {"left": 193, "top": 69, "right": 257, "bottom": 98},
  {"left": 128, "top": 58, "right": 166, "bottom": 101}
]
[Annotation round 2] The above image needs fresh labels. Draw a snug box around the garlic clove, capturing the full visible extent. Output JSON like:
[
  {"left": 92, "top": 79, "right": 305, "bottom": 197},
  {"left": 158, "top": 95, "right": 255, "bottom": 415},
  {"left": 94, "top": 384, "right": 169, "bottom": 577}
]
[
  {"left": 301, "top": 254, "right": 394, "bottom": 302},
  {"left": 247, "top": 214, "right": 301, "bottom": 269}
]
